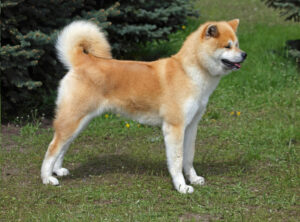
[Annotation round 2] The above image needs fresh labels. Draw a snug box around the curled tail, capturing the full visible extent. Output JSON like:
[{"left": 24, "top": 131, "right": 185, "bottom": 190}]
[{"left": 56, "top": 20, "right": 112, "bottom": 69}]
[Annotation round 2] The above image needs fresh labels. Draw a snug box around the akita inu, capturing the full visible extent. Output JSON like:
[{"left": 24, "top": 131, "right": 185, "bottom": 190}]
[{"left": 41, "top": 19, "right": 246, "bottom": 193}]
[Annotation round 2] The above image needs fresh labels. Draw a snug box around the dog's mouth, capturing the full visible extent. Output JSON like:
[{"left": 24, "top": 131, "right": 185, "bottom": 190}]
[{"left": 221, "top": 59, "right": 242, "bottom": 70}]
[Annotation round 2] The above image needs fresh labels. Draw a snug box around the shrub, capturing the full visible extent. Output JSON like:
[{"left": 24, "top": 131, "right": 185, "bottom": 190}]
[
  {"left": 1, "top": 0, "right": 118, "bottom": 121},
  {"left": 104, "top": 0, "right": 198, "bottom": 57},
  {"left": 262, "top": 0, "right": 300, "bottom": 21},
  {"left": 262, "top": 0, "right": 300, "bottom": 66},
  {"left": 1, "top": 0, "right": 197, "bottom": 122}
]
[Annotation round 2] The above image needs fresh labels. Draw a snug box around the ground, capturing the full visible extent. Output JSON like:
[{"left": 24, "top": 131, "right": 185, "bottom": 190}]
[{"left": 1, "top": 0, "right": 299, "bottom": 221}]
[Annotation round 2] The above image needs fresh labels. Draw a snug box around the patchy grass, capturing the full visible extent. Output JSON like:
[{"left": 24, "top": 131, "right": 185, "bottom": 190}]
[{"left": 1, "top": 0, "right": 299, "bottom": 221}]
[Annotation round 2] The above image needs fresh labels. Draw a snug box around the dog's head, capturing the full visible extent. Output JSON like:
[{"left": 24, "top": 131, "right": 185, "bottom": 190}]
[{"left": 197, "top": 19, "right": 247, "bottom": 76}]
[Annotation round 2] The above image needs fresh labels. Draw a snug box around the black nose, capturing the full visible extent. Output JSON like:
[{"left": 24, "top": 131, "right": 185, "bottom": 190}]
[{"left": 241, "top": 52, "right": 247, "bottom": 60}]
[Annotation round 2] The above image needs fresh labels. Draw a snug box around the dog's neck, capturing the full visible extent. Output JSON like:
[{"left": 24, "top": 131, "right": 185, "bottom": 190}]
[
  {"left": 174, "top": 49, "right": 221, "bottom": 94},
  {"left": 184, "top": 65, "right": 221, "bottom": 97}
]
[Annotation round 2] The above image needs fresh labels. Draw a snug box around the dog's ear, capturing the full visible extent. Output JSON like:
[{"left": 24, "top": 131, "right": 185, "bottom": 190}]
[
  {"left": 228, "top": 19, "right": 239, "bottom": 32},
  {"left": 205, "top": 24, "right": 219, "bottom": 38}
]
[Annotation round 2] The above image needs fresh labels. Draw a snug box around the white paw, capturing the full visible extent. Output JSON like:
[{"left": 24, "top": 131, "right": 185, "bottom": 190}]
[
  {"left": 53, "top": 168, "right": 70, "bottom": 177},
  {"left": 177, "top": 184, "right": 194, "bottom": 194},
  {"left": 42, "top": 176, "right": 59, "bottom": 185},
  {"left": 191, "top": 176, "right": 205, "bottom": 185}
]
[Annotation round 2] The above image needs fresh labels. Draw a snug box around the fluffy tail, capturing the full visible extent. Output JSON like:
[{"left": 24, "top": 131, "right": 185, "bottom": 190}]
[{"left": 56, "top": 20, "right": 112, "bottom": 69}]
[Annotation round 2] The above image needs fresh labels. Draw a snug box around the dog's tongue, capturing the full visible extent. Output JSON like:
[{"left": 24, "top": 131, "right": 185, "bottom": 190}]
[{"left": 234, "top": 63, "right": 241, "bottom": 69}]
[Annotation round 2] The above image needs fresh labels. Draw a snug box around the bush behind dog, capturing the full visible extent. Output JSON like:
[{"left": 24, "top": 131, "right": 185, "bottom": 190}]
[{"left": 1, "top": 0, "right": 197, "bottom": 122}]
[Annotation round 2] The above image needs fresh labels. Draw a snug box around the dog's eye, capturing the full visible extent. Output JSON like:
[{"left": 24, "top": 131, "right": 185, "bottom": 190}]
[{"left": 225, "top": 44, "right": 231, "bottom": 49}]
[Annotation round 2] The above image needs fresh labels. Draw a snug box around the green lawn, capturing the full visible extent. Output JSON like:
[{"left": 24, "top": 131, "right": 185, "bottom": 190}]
[{"left": 1, "top": 0, "right": 299, "bottom": 221}]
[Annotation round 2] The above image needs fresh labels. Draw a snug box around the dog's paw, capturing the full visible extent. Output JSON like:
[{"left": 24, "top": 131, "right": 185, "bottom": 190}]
[
  {"left": 190, "top": 176, "right": 205, "bottom": 186},
  {"left": 42, "top": 176, "right": 59, "bottom": 186},
  {"left": 176, "top": 184, "right": 194, "bottom": 194},
  {"left": 53, "top": 168, "right": 70, "bottom": 177}
]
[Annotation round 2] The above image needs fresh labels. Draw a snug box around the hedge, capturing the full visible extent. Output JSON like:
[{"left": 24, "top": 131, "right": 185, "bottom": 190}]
[{"left": 1, "top": 0, "right": 197, "bottom": 121}]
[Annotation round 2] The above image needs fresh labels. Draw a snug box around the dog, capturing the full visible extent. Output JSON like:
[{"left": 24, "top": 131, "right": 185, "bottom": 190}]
[{"left": 41, "top": 19, "right": 246, "bottom": 194}]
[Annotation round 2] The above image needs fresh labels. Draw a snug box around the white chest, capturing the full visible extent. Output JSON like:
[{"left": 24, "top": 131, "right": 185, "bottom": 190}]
[{"left": 183, "top": 66, "right": 220, "bottom": 126}]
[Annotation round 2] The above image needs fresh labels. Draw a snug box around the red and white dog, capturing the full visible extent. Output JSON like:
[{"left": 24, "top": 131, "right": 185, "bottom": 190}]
[{"left": 41, "top": 19, "right": 246, "bottom": 193}]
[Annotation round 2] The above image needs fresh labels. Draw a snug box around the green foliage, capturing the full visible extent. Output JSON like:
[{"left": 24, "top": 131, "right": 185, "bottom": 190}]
[
  {"left": 104, "top": 0, "right": 198, "bottom": 57},
  {"left": 286, "top": 39, "right": 300, "bottom": 66},
  {"left": 262, "top": 0, "right": 300, "bottom": 64},
  {"left": 1, "top": 0, "right": 196, "bottom": 121},
  {"left": 1, "top": 0, "right": 299, "bottom": 220},
  {"left": 1, "top": 0, "right": 119, "bottom": 121},
  {"left": 262, "top": 0, "right": 300, "bottom": 21}
]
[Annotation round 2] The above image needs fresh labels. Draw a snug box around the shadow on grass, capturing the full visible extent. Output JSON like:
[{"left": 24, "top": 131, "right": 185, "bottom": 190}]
[
  {"left": 71, "top": 153, "right": 250, "bottom": 179},
  {"left": 71, "top": 154, "right": 169, "bottom": 178}
]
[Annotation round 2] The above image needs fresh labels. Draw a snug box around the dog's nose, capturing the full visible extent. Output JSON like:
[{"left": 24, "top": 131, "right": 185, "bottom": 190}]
[{"left": 241, "top": 52, "right": 247, "bottom": 60}]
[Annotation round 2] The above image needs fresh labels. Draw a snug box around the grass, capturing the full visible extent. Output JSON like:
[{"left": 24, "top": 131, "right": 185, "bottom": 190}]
[{"left": 1, "top": 0, "right": 300, "bottom": 221}]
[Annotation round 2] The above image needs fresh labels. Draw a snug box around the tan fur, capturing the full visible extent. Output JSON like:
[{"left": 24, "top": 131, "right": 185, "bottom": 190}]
[{"left": 41, "top": 19, "right": 246, "bottom": 193}]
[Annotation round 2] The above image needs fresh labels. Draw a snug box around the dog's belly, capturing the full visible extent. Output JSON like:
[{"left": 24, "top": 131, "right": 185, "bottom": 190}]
[
  {"left": 108, "top": 98, "right": 163, "bottom": 126},
  {"left": 126, "top": 112, "right": 162, "bottom": 126}
]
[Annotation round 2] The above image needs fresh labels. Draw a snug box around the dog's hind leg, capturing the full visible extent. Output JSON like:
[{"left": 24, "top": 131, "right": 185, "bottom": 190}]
[
  {"left": 41, "top": 132, "right": 67, "bottom": 185},
  {"left": 52, "top": 146, "right": 70, "bottom": 177},
  {"left": 41, "top": 104, "right": 99, "bottom": 185}
]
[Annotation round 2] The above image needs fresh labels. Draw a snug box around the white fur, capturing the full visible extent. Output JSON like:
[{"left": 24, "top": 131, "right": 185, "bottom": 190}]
[
  {"left": 54, "top": 168, "right": 70, "bottom": 177},
  {"left": 42, "top": 176, "right": 59, "bottom": 185},
  {"left": 162, "top": 66, "right": 221, "bottom": 193},
  {"left": 41, "top": 106, "right": 104, "bottom": 185},
  {"left": 216, "top": 40, "right": 243, "bottom": 64},
  {"left": 55, "top": 71, "right": 73, "bottom": 105},
  {"left": 41, "top": 155, "right": 58, "bottom": 185},
  {"left": 42, "top": 65, "right": 222, "bottom": 191},
  {"left": 220, "top": 49, "right": 244, "bottom": 64},
  {"left": 197, "top": 45, "right": 225, "bottom": 76},
  {"left": 117, "top": 110, "right": 162, "bottom": 126},
  {"left": 163, "top": 122, "right": 194, "bottom": 194},
  {"left": 183, "top": 66, "right": 220, "bottom": 126},
  {"left": 56, "top": 20, "right": 110, "bottom": 69},
  {"left": 198, "top": 39, "right": 243, "bottom": 76},
  {"left": 42, "top": 20, "right": 244, "bottom": 193},
  {"left": 183, "top": 111, "right": 205, "bottom": 185}
]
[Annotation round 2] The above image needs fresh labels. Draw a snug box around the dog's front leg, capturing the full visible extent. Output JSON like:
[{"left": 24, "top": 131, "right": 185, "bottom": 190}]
[
  {"left": 162, "top": 122, "right": 194, "bottom": 194},
  {"left": 183, "top": 115, "right": 205, "bottom": 186}
]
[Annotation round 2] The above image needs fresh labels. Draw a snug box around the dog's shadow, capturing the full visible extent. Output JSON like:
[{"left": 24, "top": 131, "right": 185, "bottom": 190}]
[
  {"left": 71, "top": 153, "right": 169, "bottom": 178},
  {"left": 70, "top": 153, "right": 250, "bottom": 179}
]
